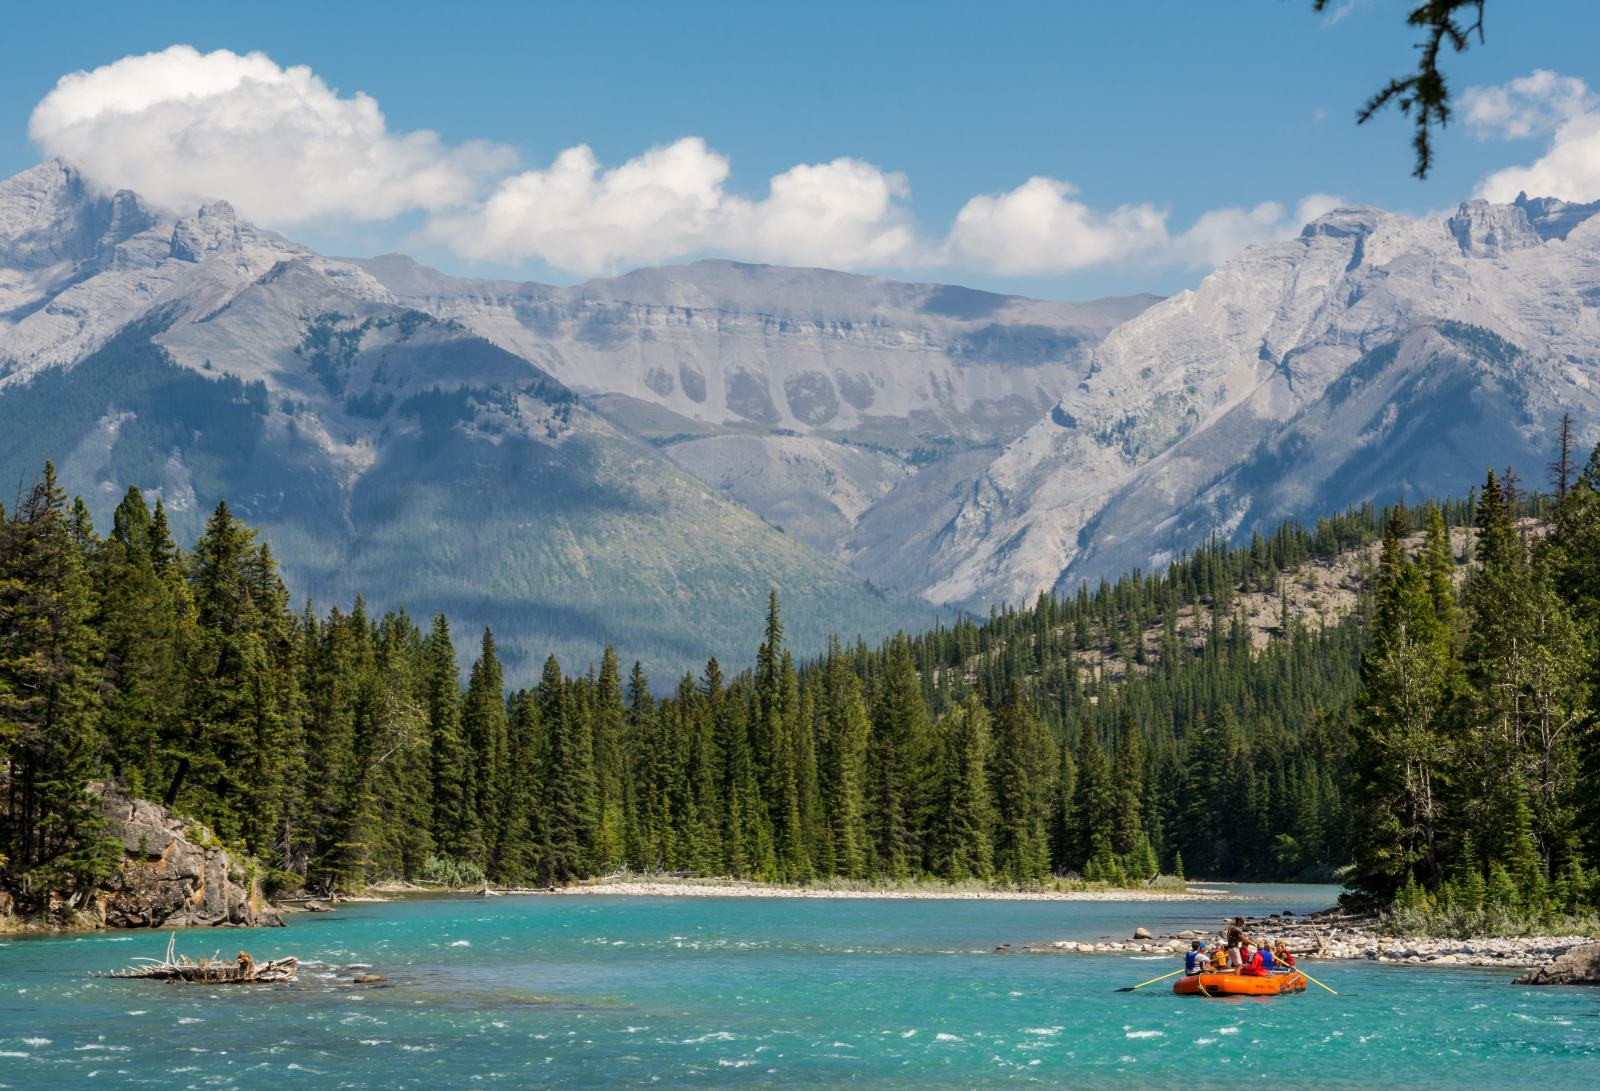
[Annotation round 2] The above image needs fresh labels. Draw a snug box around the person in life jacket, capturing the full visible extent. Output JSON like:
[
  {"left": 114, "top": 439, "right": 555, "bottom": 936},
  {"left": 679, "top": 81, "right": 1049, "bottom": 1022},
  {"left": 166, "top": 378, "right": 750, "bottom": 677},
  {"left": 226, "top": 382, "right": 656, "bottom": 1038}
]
[
  {"left": 1185, "top": 940, "right": 1206, "bottom": 975},
  {"left": 1273, "top": 941, "right": 1296, "bottom": 969},
  {"left": 1258, "top": 944, "right": 1276, "bottom": 974},
  {"left": 1240, "top": 942, "right": 1267, "bottom": 976},
  {"left": 1209, "top": 943, "right": 1230, "bottom": 971}
]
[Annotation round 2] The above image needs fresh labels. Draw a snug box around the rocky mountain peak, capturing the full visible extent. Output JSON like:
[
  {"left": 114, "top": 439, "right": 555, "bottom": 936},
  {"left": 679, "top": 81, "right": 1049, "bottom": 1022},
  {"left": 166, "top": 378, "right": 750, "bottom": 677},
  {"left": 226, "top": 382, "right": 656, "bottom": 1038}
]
[
  {"left": 169, "top": 200, "right": 246, "bottom": 262},
  {"left": 1448, "top": 199, "right": 1541, "bottom": 257},
  {"left": 1513, "top": 192, "right": 1600, "bottom": 242},
  {"left": 1298, "top": 205, "right": 1382, "bottom": 241},
  {"left": 0, "top": 159, "right": 156, "bottom": 271}
]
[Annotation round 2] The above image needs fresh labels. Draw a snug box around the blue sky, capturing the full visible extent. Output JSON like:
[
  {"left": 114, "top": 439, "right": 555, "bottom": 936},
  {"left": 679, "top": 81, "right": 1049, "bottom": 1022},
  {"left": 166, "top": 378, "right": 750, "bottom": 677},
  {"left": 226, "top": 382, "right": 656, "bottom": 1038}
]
[{"left": 3, "top": 1, "right": 1597, "bottom": 298}]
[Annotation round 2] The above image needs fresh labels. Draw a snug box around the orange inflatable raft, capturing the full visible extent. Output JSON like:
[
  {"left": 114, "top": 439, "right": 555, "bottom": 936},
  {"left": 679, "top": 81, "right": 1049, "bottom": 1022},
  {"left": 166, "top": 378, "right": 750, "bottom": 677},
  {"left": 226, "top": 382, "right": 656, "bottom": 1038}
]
[{"left": 1173, "top": 971, "right": 1307, "bottom": 997}]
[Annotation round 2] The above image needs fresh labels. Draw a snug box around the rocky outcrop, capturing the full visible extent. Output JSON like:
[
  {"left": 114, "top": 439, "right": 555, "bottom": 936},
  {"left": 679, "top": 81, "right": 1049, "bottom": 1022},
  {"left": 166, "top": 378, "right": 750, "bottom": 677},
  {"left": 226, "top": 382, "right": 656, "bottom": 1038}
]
[
  {"left": 1448, "top": 199, "right": 1540, "bottom": 256},
  {"left": 91, "top": 784, "right": 282, "bottom": 930},
  {"left": 1513, "top": 943, "right": 1600, "bottom": 985}
]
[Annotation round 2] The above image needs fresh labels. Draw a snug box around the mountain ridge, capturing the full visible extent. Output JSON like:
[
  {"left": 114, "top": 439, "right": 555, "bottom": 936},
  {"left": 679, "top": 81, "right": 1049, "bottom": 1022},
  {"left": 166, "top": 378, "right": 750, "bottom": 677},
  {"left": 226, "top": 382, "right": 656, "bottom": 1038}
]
[{"left": 4, "top": 159, "right": 1600, "bottom": 663}]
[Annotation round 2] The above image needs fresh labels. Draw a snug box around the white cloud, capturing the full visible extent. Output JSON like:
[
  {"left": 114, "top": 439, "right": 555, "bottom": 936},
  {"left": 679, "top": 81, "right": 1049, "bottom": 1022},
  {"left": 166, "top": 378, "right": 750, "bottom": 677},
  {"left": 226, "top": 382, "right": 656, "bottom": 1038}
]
[
  {"left": 945, "top": 178, "right": 1168, "bottom": 275},
  {"left": 943, "top": 180, "right": 1341, "bottom": 276},
  {"left": 1170, "top": 194, "right": 1344, "bottom": 267},
  {"left": 26, "top": 45, "right": 1343, "bottom": 279},
  {"left": 431, "top": 139, "right": 919, "bottom": 276},
  {"left": 28, "top": 45, "right": 514, "bottom": 225},
  {"left": 1461, "top": 69, "right": 1590, "bottom": 141},
  {"left": 1467, "top": 71, "right": 1600, "bottom": 202}
]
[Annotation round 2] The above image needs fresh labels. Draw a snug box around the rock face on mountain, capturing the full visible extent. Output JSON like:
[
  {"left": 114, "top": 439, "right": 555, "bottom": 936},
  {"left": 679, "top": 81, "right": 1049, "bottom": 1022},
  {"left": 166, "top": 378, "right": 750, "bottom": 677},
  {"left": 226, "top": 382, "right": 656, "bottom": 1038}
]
[
  {"left": 0, "top": 161, "right": 305, "bottom": 374},
  {"left": 355, "top": 254, "right": 1155, "bottom": 442},
  {"left": 95, "top": 784, "right": 283, "bottom": 929},
  {"left": 920, "top": 198, "right": 1600, "bottom": 609},
  {"left": 354, "top": 256, "right": 1156, "bottom": 563},
  {"left": 0, "top": 162, "right": 941, "bottom": 681},
  {"left": 5, "top": 157, "right": 1599, "bottom": 643}
]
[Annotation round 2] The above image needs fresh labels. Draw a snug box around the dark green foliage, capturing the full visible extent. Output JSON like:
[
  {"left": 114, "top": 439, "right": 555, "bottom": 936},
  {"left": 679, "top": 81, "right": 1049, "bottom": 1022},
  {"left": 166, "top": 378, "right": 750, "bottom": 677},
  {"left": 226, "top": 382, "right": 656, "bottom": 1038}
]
[
  {"left": 1345, "top": 459, "right": 1599, "bottom": 925},
  {"left": 0, "top": 464, "right": 119, "bottom": 889},
  {"left": 9, "top": 424, "right": 1600, "bottom": 919}
]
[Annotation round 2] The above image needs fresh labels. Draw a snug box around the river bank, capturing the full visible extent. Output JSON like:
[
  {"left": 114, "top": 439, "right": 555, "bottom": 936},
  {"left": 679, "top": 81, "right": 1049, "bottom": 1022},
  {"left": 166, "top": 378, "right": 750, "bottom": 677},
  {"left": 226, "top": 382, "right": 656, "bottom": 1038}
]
[
  {"left": 542, "top": 876, "right": 1228, "bottom": 901},
  {"left": 1015, "top": 906, "right": 1598, "bottom": 969}
]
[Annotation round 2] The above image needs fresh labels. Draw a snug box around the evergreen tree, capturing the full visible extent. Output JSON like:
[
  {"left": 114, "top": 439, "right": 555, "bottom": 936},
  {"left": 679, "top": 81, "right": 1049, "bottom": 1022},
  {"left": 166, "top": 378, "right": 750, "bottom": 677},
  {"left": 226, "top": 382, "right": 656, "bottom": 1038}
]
[
  {"left": 592, "top": 647, "right": 627, "bottom": 871},
  {"left": 929, "top": 697, "right": 993, "bottom": 881},
  {"left": 423, "top": 614, "right": 480, "bottom": 863},
  {"left": 816, "top": 641, "right": 869, "bottom": 878},
  {"left": 0, "top": 464, "right": 117, "bottom": 888},
  {"left": 542, "top": 654, "right": 598, "bottom": 881},
  {"left": 1073, "top": 722, "right": 1116, "bottom": 879},
  {"left": 991, "top": 682, "right": 1049, "bottom": 884},
  {"left": 866, "top": 637, "right": 928, "bottom": 878},
  {"left": 463, "top": 630, "right": 509, "bottom": 870}
]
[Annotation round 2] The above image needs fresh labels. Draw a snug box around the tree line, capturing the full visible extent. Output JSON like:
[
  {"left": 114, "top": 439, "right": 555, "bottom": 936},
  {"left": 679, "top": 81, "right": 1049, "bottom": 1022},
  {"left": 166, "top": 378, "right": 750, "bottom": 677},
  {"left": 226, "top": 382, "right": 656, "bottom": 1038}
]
[
  {"left": 2, "top": 430, "right": 1594, "bottom": 916},
  {"left": 1347, "top": 422, "right": 1600, "bottom": 925}
]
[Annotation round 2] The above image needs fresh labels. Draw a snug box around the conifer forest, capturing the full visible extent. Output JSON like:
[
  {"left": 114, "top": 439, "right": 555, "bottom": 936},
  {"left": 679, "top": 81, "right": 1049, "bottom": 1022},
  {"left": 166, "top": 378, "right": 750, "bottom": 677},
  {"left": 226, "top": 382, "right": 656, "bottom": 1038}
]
[{"left": 4, "top": 426, "right": 1600, "bottom": 924}]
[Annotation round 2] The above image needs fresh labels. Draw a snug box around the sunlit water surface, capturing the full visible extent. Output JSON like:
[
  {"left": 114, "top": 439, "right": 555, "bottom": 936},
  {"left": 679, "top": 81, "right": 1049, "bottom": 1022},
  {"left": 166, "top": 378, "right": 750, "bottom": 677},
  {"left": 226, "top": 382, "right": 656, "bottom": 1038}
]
[{"left": 2, "top": 884, "right": 1597, "bottom": 1088}]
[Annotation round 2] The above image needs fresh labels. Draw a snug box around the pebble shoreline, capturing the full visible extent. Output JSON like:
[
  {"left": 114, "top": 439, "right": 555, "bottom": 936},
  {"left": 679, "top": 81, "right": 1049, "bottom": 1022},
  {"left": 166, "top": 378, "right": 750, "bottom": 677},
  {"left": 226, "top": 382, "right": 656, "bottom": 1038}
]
[{"left": 1012, "top": 910, "right": 1595, "bottom": 969}]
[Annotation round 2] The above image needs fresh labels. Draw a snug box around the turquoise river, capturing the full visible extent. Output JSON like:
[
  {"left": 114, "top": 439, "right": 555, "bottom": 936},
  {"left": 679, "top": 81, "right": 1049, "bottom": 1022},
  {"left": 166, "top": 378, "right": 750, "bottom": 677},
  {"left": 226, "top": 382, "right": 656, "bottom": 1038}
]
[{"left": 2, "top": 884, "right": 1597, "bottom": 1088}]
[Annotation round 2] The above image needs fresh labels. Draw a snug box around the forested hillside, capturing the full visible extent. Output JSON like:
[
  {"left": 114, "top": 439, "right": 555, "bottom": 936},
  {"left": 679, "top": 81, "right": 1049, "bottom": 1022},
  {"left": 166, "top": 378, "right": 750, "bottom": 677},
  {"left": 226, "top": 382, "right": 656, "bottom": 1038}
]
[{"left": 2, "top": 433, "right": 1596, "bottom": 922}]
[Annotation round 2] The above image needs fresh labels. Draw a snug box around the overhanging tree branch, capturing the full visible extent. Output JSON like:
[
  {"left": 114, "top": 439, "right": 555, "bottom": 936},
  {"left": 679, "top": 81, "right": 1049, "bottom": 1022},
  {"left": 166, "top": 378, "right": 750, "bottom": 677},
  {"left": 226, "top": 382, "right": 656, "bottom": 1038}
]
[{"left": 1315, "top": 0, "right": 1487, "bottom": 178}]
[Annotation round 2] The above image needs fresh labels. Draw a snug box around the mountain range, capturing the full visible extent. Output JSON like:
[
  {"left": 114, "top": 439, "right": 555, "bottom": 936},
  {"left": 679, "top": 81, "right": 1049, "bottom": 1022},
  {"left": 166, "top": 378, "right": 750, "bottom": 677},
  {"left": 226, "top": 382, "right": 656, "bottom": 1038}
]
[{"left": 3, "top": 159, "right": 1598, "bottom": 678}]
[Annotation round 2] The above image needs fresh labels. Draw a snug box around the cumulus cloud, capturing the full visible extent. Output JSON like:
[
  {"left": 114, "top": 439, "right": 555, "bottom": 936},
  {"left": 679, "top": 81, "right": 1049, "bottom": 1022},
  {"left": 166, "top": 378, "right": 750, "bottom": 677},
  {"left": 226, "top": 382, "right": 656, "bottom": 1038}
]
[
  {"left": 1171, "top": 194, "right": 1345, "bottom": 267},
  {"left": 944, "top": 178, "right": 1167, "bottom": 275},
  {"left": 943, "top": 179, "right": 1341, "bottom": 275},
  {"left": 26, "top": 44, "right": 1342, "bottom": 278},
  {"left": 430, "top": 138, "right": 918, "bottom": 276},
  {"left": 28, "top": 45, "right": 514, "bottom": 224},
  {"left": 1467, "top": 71, "right": 1600, "bottom": 202},
  {"left": 1461, "top": 70, "right": 1590, "bottom": 141}
]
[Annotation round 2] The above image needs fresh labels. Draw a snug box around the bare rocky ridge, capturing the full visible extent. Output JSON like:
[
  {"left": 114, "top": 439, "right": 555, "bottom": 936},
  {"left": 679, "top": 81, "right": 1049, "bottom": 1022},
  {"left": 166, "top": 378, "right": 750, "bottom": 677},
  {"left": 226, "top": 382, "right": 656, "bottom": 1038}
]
[
  {"left": 923, "top": 199, "right": 1600, "bottom": 610},
  {"left": 4, "top": 158, "right": 1599, "bottom": 645},
  {"left": 0, "top": 161, "right": 940, "bottom": 681}
]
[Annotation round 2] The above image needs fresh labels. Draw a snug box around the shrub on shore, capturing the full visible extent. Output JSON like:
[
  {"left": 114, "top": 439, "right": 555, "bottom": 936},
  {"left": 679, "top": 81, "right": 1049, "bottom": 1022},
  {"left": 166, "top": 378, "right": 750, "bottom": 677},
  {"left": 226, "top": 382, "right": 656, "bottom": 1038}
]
[{"left": 1380, "top": 872, "right": 1600, "bottom": 938}]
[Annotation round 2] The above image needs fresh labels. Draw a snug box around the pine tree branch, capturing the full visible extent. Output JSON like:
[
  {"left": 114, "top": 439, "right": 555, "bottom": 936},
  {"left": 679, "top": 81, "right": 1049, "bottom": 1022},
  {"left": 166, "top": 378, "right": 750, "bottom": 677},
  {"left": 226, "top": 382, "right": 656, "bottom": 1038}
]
[{"left": 1315, "top": 0, "right": 1487, "bottom": 178}]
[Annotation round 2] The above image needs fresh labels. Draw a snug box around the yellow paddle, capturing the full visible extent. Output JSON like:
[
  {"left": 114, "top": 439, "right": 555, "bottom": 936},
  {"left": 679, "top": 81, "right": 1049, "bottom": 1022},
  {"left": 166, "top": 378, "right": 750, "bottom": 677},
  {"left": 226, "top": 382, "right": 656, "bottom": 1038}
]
[
  {"left": 1294, "top": 966, "right": 1338, "bottom": 995},
  {"left": 1116, "top": 968, "right": 1187, "bottom": 992}
]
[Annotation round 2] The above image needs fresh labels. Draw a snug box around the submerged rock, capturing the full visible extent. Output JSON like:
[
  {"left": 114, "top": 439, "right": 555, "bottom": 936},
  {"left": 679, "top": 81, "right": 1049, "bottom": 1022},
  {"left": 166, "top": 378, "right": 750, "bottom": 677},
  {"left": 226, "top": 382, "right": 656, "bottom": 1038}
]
[{"left": 1513, "top": 943, "right": 1600, "bottom": 986}]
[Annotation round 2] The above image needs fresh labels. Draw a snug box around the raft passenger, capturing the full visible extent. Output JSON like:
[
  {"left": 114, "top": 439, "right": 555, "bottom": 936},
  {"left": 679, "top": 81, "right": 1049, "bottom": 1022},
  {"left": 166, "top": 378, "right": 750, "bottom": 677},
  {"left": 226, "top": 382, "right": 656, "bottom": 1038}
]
[{"left": 1185, "top": 940, "right": 1206, "bottom": 976}]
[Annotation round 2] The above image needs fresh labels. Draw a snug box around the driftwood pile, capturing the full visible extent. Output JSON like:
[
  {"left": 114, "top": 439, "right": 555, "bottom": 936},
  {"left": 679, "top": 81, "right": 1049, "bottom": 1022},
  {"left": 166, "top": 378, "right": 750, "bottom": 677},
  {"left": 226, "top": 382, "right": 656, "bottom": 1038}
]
[{"left": 96, "top": 933, "right": 298, "bottom": 984}]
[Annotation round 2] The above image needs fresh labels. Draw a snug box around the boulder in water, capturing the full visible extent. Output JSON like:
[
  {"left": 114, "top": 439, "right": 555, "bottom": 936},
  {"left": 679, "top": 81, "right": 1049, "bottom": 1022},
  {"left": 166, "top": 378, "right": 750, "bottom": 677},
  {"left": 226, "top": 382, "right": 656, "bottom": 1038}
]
[
  {"left": 1132, "top": 927, "right": 1153, "bottom": 940},
  {"left": 1513, "top": 943, "right": 1600, "bottom": 986}
]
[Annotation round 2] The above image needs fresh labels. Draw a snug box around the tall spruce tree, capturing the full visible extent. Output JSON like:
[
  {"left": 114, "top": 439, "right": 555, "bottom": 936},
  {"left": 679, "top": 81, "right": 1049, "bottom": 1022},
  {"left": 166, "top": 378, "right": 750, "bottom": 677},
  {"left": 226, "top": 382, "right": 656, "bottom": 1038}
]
[
  {"left": 0, "top": 464, "right": 117, "bottom": 888},
  {"left": 463, "top": 630, "right": 509, "bottom": 871}
]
